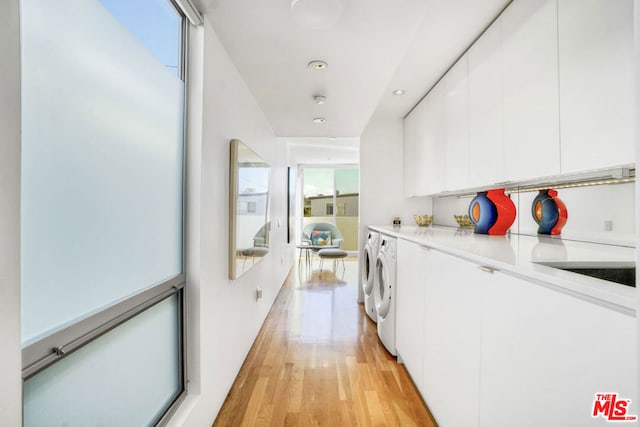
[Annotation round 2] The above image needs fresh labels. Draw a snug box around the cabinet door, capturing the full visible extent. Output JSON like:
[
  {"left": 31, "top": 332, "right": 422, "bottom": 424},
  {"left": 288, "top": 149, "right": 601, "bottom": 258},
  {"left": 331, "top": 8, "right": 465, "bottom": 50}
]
[
  {"left": 468, "top": 22, "right": 504, "bottom": 187},
  {"left": 502, "top": 0, "right": 560, "bottom": 181},
  {"left": 404, "top": 105, "right": 420, "bottom": 197},
  {"left": 395, "top": 239, "right": 426, "bottom": 393},
  {"left": 480, "top": 271, "right": 637, "bottom": 427},
  {"left": 423, "top": 250, "right": 482, "bottom": 427},
  {"left": 558, "top": 0, "right": 634, "bottom": 173},
  {"left": 424, "top": 81, "right": 446, "bottom": 195},
  {"left": 444, "top": 55, "right": 470, "bottom": 191}
]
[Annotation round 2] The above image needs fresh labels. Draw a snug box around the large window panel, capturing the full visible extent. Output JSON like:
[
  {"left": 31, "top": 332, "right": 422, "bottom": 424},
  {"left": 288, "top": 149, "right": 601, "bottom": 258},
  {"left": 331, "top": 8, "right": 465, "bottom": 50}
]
[
  {"left": 303, "top": 168, "right": 334, "bottom": 225},
  {"left": 335, "top": 168, "right": 359, "bottom": 251},
  {"left": 23, "top": 295, "right": 182, "bottom": 426},
  {"left": 20, "top": 0, "right": 184, "bottom": 343},
  {"left": 301, "top": 167, "right": 360, "bottom": 251}
]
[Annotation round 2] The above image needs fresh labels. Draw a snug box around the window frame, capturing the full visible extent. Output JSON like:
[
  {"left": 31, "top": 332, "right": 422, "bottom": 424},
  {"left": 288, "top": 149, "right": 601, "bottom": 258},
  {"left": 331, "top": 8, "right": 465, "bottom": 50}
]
[{"left": 21, "top": 2, "right": 192, "bottom": 424}]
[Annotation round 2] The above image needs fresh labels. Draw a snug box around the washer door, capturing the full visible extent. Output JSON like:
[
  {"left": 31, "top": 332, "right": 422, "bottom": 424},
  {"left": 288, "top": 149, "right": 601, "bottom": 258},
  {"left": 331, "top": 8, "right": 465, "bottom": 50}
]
[
  {"left": 362, "top": 245, "right": 374, "bottom": 296},
  {"left": 375, "top": 254, "right": 391, "bottom": 319}
]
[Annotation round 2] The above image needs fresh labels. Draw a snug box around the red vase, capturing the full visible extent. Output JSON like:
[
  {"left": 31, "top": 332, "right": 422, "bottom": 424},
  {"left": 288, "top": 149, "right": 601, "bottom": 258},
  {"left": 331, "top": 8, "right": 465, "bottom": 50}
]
[
  {"left": 485, "top": 189, "right": 516, "bottom": 235},
  {"left": 549, "top": 189, "right": 568, "bottom": 235}
]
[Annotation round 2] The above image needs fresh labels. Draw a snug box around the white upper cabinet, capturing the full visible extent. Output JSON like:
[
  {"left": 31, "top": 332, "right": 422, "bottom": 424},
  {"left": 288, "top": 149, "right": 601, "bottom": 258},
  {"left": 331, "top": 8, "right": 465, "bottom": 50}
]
[
  {"left": 403, "top": 103, "right": 421, "bottom": 197},
  {"left": 468, "top": 22, "right": 504, "bottom": 188},
  {"left": 404, "top": 79, "right": 447, "bottom": 196},
  {"left": 405, "top": 98, "right": 432, "bottom": 197},
  {"left": 425, "top": 80, "right": 446, "bottom": 195},
  {"left": 402, "top": 0, "right": 634, "bottom": 196},
  {"left": 502, "top": 0, "right": 560, "bottom": 182},
  {"left": 558, "top": 0, "right": 634, "bottom": 173},
  {"left": 444, "top": 55, "right": 470, "bottom": 191}
]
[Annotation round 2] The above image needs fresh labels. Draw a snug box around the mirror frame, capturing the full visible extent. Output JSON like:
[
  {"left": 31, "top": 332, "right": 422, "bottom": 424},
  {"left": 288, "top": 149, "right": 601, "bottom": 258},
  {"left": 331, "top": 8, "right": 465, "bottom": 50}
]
[{"left": 229, "top": 139, "right": 271, "bottom": 280}]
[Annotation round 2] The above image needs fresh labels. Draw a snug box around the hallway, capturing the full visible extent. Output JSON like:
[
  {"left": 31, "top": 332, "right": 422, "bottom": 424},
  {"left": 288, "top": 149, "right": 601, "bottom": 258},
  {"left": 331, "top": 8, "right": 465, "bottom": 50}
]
[{"left": 213, "top": 257, "right": 436, "bottom": 426}]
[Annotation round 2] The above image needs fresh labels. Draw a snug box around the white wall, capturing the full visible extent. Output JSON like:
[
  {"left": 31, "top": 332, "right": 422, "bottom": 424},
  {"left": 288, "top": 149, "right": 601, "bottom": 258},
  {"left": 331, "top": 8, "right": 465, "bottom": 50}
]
[
  {"left": 0, "top": 0, "right": 22, "bottom": 424},
  {"left": 359, "top": 114, "right": 432, "bottom": 230},
  {"left": 169, "top": 16, "right": 294, "bottom": 426},
  {"left": 358, "top": 113, "right": 432, "bottom": 300},
  {"left": 284, "top": 137, "right": 360, "bottom": 165}
]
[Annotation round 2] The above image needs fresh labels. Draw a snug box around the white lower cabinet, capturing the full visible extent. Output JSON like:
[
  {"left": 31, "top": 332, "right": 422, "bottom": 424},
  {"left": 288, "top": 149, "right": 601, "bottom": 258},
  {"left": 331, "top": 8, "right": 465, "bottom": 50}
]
[
  {"left": 396, "top": 239, "right": 427, "bottom": 393},
  {"left": 480, "top": 271, "right": 637, "bottom": 427},
  {"left": 396, "top": 244, "right": 637, "bottom": 427},
  {"left": 422, "top": 250, "right": 483, "bottom": 427}
]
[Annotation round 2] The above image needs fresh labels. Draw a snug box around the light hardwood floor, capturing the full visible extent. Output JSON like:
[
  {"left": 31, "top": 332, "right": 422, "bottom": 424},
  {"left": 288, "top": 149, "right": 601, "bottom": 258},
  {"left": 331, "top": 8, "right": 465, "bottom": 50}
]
[{"left": 213, "top": 257, "right": 437, "bottom": 426}]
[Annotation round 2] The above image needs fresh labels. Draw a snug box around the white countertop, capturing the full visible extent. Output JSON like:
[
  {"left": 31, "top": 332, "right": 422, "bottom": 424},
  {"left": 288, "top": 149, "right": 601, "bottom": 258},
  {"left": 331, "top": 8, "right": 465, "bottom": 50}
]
[{"left": 370, "top": 225, "right": 636, "bottom": 313}]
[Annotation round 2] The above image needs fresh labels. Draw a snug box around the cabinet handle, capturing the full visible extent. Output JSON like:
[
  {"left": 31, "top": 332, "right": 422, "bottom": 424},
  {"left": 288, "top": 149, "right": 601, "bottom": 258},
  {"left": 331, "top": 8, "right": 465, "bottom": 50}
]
[{"left": 478, "top": 265, "right": 496, "bottom": 274}]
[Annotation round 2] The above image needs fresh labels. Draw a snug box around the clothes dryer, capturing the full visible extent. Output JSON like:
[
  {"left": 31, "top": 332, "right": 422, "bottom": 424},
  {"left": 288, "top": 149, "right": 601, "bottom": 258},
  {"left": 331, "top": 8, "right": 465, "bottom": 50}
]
[
  {"left": 374, "top": 234, "right": 397, "bottom": 356},
  {"left": 361, "top": 230, "right": 380, "bottom": 323}
]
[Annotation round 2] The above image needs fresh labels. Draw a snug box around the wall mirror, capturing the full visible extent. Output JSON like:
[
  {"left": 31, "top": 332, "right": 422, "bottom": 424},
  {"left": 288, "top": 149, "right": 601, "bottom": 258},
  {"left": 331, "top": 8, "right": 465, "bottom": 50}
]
[{"left": 229, "top": 139, "right": 271, "bottom": 280}]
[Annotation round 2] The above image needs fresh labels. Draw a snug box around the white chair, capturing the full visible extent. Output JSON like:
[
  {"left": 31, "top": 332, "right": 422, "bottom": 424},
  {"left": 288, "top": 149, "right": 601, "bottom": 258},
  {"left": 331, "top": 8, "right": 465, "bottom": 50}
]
[{"left": 301, "top": 222, "right": 344, "bottom": 248}]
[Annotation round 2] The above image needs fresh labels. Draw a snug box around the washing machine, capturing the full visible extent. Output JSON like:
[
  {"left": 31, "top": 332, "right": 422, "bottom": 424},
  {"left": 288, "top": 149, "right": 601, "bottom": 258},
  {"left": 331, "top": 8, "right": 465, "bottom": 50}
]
[
  {"left": 361, "top": 230, "right": 380, "bottom": 323},
  {"left": 374, "top": 234, "right": 397, "bottom": 356}
]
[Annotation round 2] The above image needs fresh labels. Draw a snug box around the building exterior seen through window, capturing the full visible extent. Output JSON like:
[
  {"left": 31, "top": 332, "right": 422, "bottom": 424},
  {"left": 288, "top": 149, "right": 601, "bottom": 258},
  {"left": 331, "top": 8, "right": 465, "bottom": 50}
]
[{"left": 302, "top": 167, "right": 359, "bottom": 251}]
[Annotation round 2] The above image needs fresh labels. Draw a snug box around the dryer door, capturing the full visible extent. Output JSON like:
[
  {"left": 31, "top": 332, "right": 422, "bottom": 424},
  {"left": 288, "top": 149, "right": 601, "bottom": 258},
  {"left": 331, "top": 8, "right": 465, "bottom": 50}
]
[
  {"left": 362, "top": 245, "right": 375, "bottom": 296},
  {"left": 375, "top": 254, "right": 391, "bottom": 319}
]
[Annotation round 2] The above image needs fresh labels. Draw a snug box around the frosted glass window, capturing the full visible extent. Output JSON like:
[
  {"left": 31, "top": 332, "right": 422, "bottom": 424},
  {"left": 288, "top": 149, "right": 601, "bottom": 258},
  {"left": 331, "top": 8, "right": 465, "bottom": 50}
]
[
  {"left": 20, "top": 0, "right": 184, "bottom": 343},
  {"left": 24, "top": 295, "right": 181, "bottom": 426}
]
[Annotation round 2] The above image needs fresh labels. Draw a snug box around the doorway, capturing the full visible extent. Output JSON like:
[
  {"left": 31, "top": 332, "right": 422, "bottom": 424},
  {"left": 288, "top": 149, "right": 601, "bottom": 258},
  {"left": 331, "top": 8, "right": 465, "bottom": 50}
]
[{"left": 301, "top": 166, "right": 360, "bottom": 252}]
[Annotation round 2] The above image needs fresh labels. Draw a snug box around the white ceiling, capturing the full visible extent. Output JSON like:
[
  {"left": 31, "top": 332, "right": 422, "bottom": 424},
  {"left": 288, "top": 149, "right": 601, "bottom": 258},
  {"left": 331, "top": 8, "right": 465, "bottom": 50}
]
[{"left": 194, "top": 0, "right": 510, "bottom": 138}]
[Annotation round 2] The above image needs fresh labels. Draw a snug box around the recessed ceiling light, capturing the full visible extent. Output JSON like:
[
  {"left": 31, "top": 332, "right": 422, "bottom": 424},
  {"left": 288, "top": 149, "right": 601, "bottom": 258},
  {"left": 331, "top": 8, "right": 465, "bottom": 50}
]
[
  {"left": 308, "top": 60, "right": 328, "bottom": 70},
  {"left": 329, "top": 137, "right": 337, "bottom": 140},
  {"left": 313, "top": 95, "right": 326, "bottom": 105},
  {"left": 392, "top": 89, "right": 406, "bottom": 96},
  {"left": 312, "top": 117, "right": 326, "bottom": 124}
]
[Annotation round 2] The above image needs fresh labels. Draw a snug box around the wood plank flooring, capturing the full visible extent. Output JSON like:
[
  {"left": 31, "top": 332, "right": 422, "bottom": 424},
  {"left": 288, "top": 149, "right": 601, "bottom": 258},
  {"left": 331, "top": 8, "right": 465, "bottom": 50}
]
[{"left": 213, "top": 258, "right": 437, "bottom": 426}]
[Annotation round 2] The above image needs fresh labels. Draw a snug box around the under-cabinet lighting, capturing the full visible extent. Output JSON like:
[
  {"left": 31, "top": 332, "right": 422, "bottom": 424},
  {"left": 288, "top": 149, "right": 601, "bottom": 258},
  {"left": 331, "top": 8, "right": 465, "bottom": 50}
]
[
  {"left": 505, "top": 177, "right": 635, "bottom": 194},
  {"left": 448, "top": 167, "right": 635, "bottom": 198}
]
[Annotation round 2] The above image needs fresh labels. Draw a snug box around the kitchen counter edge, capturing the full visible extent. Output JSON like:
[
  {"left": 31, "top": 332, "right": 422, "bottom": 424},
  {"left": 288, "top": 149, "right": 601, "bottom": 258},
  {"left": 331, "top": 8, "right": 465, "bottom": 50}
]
[{"left": 370, "top": 225, "right": 636, "bottom": 315}]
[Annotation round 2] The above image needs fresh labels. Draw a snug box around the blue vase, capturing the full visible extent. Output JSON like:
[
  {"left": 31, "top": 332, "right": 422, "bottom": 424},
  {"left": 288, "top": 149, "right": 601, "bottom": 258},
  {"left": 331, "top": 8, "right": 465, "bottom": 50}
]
[
  {"left": 531, "top": 189, "right": 568, "bottom": 235},
  {"left": 468, "top": 192, "right": 498, "bottom": 234}
]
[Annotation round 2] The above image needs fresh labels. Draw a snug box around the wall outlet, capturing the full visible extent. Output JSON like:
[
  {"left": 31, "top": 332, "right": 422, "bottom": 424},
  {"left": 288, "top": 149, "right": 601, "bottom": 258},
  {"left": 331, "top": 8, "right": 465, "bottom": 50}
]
[
  {"left": 256, "top": 287, "right": 263, "bottom": 301},
  {"left": 604, "top": 220, "right": 613, "bottom": 231}
]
